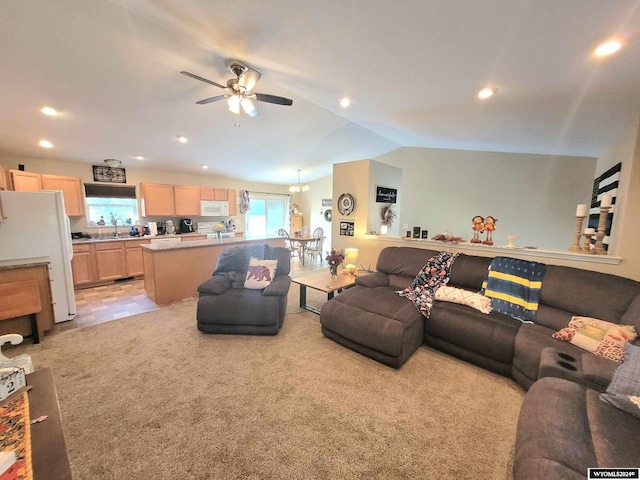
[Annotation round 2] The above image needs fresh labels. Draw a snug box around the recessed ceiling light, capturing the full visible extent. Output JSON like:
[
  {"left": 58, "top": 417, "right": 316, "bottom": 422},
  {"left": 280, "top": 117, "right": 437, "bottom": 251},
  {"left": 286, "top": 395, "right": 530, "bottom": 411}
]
[
  {"left": 41, "top": 106, "right": 59, "bottom": 116},
  {"left": 135, "top": 155, "right": 144, "bottom": 160},
  {"left": 478, "top": 87, "right": 498, "bottom": 99},
  {"left": 201, "top": 165, "right": 209, "bottom": 169},
  {"left": 339, "top": 97, "right": 350, "bottom": 108},
  {"left": 39, "top": 139, "right": 53, "bottom": 148},
  {"left": 177, "top": 135, "right": 188, "bottom": 143},
  {"left": 594, "top": 40, "right": 622, "bottom": 57}
]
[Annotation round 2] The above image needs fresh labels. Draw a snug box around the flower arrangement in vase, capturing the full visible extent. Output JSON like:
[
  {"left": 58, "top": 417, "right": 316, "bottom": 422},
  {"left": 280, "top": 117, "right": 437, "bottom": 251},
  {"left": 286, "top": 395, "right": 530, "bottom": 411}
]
[
  {"left": 325, "top": 248, "right": 346, "bottom": 278},
  {"left": 380, "top": 203, "right": 396, "bottom": 232}
]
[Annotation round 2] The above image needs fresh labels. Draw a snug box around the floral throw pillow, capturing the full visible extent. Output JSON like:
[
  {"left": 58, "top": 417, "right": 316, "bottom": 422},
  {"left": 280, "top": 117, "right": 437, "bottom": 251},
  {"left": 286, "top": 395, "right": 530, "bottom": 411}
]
[
  {"left": 435, "top": 286, "right": 492, "bottom": 314},
  {"left": 244, "top": 258, "right": 278, "bottom": 289},
  {"left": 600, "top": 343, "right": 640, "bottom": 420},
  {"left": 551, "top": 316, "right": 637, "bottom": 362}
]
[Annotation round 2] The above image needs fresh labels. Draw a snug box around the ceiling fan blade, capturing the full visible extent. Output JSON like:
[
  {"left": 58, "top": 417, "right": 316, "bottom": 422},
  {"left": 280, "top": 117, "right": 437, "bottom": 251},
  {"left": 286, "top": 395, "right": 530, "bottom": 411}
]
[
  {"left": 180, "top": 71, "right": 226, "bottom": 90},
  {"left": 196, "top": 95, "right": 227, "bottom": 105},
  {"left": 238, "top": 68, "right": 262, "bottom": 92},
  {"left": 255, "top": 93, "right": 293, "bottom": 106}
]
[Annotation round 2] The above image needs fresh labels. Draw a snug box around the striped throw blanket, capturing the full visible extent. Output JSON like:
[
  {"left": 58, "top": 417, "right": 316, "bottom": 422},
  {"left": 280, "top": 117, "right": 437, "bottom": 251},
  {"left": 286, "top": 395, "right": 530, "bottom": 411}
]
[{"left": 480, "top": 257, "right": 546, "bottom": 322}]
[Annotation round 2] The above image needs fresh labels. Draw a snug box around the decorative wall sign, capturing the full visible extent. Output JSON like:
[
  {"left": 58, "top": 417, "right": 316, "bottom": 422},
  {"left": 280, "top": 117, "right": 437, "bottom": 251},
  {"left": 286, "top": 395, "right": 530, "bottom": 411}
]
[
  {"left": 375, "top": 186, "right": 397, "bottom": 203},
  {"left": 337, "top": 193, "right": 355, "bottom": 216},
  {"left": 322, "top": 198, "right": 332, "bottom": 207},
  {"left": 587, "top": 162, "right": 620, "bottom": 252},
  {"left": 93, "top": 165, "right": 127, "bottom": 183},
  {"left": 340, "top": 221, "right": 355, "bottom": 236}
]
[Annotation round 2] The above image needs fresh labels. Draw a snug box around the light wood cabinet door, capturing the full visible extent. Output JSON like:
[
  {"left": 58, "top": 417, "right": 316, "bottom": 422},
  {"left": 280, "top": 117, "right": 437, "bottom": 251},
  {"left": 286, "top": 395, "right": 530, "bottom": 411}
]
[
  {"left": 71, "top": 244, "right": 96, "bottom": 286},
  {"left": 199, "top": 187, "right": 214, "bottom": 201},
  {"left": 213, "top": 189, "right": 227, "bottom": 200},
  {"left": 0, "top": 166, "right": 7, "bottom": 191},
  {"left": 95, "top": 243, "right": 126, "bottom": 281},
  {"left": 41, "top": 174, "right": 85, "bottom": 216},
  {"left": 141, "top": 183, "right": 175, "bottom": 216},
  {"left": 290, "top": 214, "right": 303, "bottom": 232},
  {"left": 174, "top": 185, "right": 201, "bottom": 216},
  {"left": 227, "top": 189, "right": 237, "bottom": 215},
  {"left": 10, "top": 170, "right": 42, "bottom": 192},
  {"left": 124, "top": 240, "right": 149, "bottom": 277}
]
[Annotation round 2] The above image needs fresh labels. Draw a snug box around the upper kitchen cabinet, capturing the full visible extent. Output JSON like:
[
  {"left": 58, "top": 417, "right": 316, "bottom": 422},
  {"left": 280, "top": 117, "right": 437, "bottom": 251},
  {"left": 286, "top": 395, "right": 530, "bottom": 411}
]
[
  {"left": 0, "top": 166, "right": 7, "bottom": 190},
  {"left": 140, "top": 182, "right": 175, "bottom": 216},
  {"left": 10, "top": 170, "right": 42, "bottom": 192},
  {"left": 174, "top": 185, "right": 201, "bottom": 216},
  {"left": 41, "top": 174, "right": 85, "bottom": 216},
  {"left": 227, "top": 189, "right": 238, "bottom": 216},
  {"left": 10, "top": 170, "right": 84, "bottom": 216},
  {"left": 200, "top": 187, "right": 230, "bottom": 202}
]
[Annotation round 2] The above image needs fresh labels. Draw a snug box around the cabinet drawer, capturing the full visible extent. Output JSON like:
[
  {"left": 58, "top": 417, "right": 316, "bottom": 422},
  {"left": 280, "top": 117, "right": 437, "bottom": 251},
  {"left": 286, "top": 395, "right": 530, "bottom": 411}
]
[
  {"left": 94, "top": 241, "right": 124, "bottom": 251},
  {"left": 124, "top": 239, "right": 150, "bottom": 249},
  {"left": 73, "top": 244, "right": 91, "bottom": 253}
]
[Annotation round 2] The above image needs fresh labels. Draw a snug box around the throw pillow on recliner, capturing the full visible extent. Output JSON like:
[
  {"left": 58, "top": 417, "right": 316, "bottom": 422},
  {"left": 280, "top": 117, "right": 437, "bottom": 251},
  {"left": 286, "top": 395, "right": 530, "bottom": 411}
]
[
  {"left": 552, "top": 316, "right": 637, "bottom": 362},
  {"left": 600, "top": 343, "right": 640, "bottom": 420},
  {"left": 245, "top": 258, "right": 278, "bottom": 289}
]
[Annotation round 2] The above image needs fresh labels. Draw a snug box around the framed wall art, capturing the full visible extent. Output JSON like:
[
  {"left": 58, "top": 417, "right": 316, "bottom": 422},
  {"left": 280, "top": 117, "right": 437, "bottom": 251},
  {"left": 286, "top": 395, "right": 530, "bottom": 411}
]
[
  {"left": 375, "top": 186, "right": 397, "bottom": 203},
  {"left": 93, "top": 165, "right": 127, "bottom": 183}
]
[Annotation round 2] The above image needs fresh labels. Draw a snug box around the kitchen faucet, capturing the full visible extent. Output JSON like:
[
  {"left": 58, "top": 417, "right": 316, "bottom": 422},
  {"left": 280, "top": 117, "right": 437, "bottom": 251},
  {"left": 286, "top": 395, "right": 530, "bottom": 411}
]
[{"left": 114, "top": 218, "right": 125, "bottom": 238}]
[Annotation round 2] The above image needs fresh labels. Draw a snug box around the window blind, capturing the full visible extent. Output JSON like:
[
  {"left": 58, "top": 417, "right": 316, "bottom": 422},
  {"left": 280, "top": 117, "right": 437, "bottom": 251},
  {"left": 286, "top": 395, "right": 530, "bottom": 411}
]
[{"left": 84, "top": 184, "right": 136, "bottom": 199}]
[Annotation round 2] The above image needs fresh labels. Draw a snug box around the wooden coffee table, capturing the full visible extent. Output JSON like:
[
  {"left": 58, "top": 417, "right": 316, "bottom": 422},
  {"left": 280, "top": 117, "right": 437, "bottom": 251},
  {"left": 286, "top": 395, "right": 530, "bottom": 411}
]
[{"left": 292, "top": 270, "right": 359, "bottom": 314}]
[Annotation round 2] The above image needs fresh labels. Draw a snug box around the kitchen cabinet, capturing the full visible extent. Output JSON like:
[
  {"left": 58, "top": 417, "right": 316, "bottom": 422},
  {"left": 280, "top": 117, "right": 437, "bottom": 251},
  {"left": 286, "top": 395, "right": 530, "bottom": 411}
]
[
  {"left": 41, "top": 174, "right": 85, "bottom": 216},
  {"left": 141, "top": 182, "right": 175, "bottom": 216},
  {"left": 125, "top": 239, "right": 149, "bottom": 277},
  {"left": 71, "top": 244, "right": 96, "bottom": 286},
  {"left": 227, "top": 189, "right": 237, "bottom": 215},
  {"left": 174, "top": 185, "right": 201, "bottom": 216},
  {"left": 10, "top": 170, "right": 42, "bottom": 192},
  {"left": 0, "top": 166, "right": 7, "bottom": 191},
  {"left": 213, "top": 189, "right": 227, "bottom": 201},
  {"left": 94, "top": 241, "right": 126, "bottom": 281},
  {"left": 290, "top": 214, "right": 303, "bottom": 232},
  {"left": 10, "top": 170, "right": 84, "bottom": 216},
  {"left": 200, "top": 187, "right": 214, "bottom": 201}
]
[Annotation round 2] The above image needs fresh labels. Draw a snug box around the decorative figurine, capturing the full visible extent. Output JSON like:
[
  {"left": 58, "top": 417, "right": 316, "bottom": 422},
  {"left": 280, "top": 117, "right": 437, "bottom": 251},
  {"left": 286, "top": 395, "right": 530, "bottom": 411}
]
[
  {"left": 471, "top": 215, "right": 484, "bottom": 243},
  {"left": 483, "top": 216, "right": 497, "bottom": 245}
]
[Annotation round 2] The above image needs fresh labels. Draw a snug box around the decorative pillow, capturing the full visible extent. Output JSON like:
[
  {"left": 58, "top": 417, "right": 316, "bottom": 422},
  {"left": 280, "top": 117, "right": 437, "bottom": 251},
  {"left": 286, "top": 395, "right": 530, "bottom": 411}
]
[
  {"left": 244, "top": 258, "right": 278, "bottom": 289},
  {"left": 552, "top": 316, "right": 637, "bottom": 362},
  {"left": 435, "top": 286, "right": 492, "bottom": 314},
  {"left": 600, "top": 343, "right": 640, "bottom": 420}
]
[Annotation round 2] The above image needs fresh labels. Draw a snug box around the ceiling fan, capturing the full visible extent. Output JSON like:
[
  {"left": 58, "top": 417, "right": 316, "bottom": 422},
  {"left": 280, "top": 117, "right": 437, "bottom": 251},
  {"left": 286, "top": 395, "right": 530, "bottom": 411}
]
[{"left": 180, "top": 60, "right": 293, "bottom": 117}]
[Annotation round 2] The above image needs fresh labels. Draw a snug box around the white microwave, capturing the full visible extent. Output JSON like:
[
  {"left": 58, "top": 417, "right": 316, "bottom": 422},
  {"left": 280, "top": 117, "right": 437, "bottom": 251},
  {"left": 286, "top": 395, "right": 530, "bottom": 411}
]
[{"left": 200, "top": 200, "right": 229, "bottom": 217}]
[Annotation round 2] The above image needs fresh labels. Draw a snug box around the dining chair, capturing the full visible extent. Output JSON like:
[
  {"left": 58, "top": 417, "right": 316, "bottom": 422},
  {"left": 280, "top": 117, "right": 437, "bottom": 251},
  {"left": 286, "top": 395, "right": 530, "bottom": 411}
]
[
  {"left": 306, "top": 227, "right": 325, "bottom": 265},
  {"left": 277, "top": 229, "right": 298, "bottom": 257}
]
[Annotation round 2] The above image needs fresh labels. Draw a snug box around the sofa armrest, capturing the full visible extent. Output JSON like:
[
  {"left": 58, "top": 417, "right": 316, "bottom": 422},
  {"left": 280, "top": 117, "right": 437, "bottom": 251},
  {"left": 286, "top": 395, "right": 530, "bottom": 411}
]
[
  {"left": 263, "top": 276, "right": 292, "bottom": 296},
  {"left": 581, "top": 353, "right": 617, "bottom": 390},
  {"left": 355, "top": 272, "right": 389, "bottom": 288},
  {"left": 197, "top": 276, "right": 232, "bottom": 295}
]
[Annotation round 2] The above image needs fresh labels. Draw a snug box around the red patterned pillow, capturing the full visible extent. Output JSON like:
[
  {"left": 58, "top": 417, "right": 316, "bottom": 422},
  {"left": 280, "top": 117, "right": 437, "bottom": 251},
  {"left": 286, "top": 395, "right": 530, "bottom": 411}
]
[{"left": 552, "top": 316, "right": 637, "bottom": 362}]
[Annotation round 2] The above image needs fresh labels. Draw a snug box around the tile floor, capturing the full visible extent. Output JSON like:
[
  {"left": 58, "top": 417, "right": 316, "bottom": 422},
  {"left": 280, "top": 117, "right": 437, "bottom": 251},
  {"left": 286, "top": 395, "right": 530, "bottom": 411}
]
[{"left": 50, "top": 253, "right": 325, "bottom": 335}]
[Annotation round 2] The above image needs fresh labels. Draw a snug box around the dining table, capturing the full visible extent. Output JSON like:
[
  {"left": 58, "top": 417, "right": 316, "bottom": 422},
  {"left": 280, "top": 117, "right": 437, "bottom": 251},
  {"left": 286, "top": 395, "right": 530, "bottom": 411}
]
[{"left": 290, "top": 235, "right": 321, "bottom": 265}]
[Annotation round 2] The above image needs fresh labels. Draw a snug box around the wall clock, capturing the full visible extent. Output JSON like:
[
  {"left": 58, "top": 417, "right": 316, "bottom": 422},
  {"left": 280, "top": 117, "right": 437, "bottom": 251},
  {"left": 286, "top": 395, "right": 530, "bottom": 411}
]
[
  {"left": 337, "top": 193, "right": 355, "bottom": 216},
  {"left": 323, "top": 209, "right": 332, "bottom": 222}
]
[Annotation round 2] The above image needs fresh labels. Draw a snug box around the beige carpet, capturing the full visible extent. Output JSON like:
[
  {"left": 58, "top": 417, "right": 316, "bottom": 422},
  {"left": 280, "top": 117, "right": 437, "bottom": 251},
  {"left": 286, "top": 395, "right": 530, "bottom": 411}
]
[{"left": 14, "top": 286, "right": 524, "bottom": 479}]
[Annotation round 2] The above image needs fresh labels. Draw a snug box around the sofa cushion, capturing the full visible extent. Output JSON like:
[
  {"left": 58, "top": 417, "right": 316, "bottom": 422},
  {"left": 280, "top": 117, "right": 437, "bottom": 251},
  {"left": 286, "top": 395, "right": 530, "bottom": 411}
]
[
  {"left": 552, "top": 316, "right": 637, "bottom": 363},
  {"left": 435, "top": 286, "right": 492, "bottom": 314},
  {"left": 375, "top": 247, "right": 439, "bottom": 285},
  {"left": 539, "top": 265, "right": 640, "bottom": 324},
  {"left": 600, "top": 343, "right": 640, "bottom": 419},
  {"left": 448, "top": 254, "right": 492, "bottom": 291},
  {"left": 514, "top": 377, "right": 640, "bottom": 479},
  {"left": 426, "top": 303, "right": 521, "bottom": 364}
]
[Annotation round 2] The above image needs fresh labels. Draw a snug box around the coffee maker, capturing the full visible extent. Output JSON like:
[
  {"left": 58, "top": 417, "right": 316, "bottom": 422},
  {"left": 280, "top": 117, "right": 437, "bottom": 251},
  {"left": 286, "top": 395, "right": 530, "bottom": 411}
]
[
  {"left": 156, "top": 221, "right": 166, "bottom": 235},
  {"left": 180, "top": 219, "right": 195, "bottom": 233}
]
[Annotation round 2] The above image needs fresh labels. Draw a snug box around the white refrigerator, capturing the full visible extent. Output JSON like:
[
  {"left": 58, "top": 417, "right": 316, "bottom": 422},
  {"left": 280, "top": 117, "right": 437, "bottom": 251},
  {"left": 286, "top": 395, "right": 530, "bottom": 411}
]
[{"left": 0, "top": 190, "right": 76, "bottom": 322}]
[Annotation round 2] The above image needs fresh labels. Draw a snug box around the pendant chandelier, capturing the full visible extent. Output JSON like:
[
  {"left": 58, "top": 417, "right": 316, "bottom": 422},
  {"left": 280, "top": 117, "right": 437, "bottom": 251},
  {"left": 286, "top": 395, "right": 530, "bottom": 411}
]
[{"left": 289, "top": 169, "right": 310, "bottom": 193}]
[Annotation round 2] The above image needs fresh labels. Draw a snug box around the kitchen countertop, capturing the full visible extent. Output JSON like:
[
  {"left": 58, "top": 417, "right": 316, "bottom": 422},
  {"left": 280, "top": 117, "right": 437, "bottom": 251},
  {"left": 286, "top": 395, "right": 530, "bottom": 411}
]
[
  {"left": 72, "top": 233, "right": 207, "bottom": 244},
  {"left": 0, "top": 256, "right": 50, "bottom": 269},
  {"left": 140, "top": 235, "right": 279, "bottom": 251}
]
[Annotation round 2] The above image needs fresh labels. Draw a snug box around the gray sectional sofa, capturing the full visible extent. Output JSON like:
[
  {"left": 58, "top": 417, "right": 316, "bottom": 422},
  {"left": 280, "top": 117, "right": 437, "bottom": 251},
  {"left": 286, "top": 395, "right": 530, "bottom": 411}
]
[{"left": 319, "top": 246, "right": 640, "bottom": 477}]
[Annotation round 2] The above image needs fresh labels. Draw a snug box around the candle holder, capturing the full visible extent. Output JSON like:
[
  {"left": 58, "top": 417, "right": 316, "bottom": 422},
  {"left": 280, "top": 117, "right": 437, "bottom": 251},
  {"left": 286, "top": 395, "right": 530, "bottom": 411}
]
[
  {"left": 582, "top": 232, "right": 595, "bottom": 253},
  {"left": 593, "top": 206, "right": 611, "bottom": 255},
  {"left": 568, "top": 215, "right": 586, "bottom": 252}
]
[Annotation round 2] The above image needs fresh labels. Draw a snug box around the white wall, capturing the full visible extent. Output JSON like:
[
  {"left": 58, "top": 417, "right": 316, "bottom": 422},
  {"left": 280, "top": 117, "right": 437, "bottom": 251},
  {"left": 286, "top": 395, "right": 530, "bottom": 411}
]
[
  {"left": 374, "top": 147, "right": 596, "bottom": 250},
  {"left": 368, "top": 161, "right": 402, "bottom": 236}
]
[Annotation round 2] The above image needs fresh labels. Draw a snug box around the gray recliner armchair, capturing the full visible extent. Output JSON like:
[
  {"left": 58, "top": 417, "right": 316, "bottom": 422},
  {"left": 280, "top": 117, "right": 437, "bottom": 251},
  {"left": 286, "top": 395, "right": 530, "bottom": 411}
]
[{"left": 196, "top": 244, "right": 291, "bottom": 335}]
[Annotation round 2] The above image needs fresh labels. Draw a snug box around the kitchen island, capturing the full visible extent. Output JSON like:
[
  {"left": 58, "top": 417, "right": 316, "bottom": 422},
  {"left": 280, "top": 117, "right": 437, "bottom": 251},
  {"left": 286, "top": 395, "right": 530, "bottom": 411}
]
[{"left": 141, "top": 236, "right": 285, "bottom": 304}]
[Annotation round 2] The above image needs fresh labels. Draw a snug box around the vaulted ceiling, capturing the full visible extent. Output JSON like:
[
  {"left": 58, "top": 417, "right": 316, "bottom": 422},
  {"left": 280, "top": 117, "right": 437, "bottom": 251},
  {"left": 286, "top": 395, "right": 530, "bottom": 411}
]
[{"left": 1, "top": 0, "right": 639, "bottom": 186}]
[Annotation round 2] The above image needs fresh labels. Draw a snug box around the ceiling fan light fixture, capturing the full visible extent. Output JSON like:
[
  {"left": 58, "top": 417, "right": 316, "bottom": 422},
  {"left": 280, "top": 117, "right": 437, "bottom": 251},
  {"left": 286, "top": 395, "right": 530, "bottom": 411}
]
[
  {"left": 241, "top": 98, "right": 256, "bottom": 115},
  {"left": 227, "top": 95, "right": 240, "bottom": 114},
  {"left": 289, "top": 169, "right": 310, "bottom": 193},
  {"left": 478, "top": 86, "right": 498, "bottom": 99},
  {"left": 594, "top": 39, "right": 622, "bottom": 57}
]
